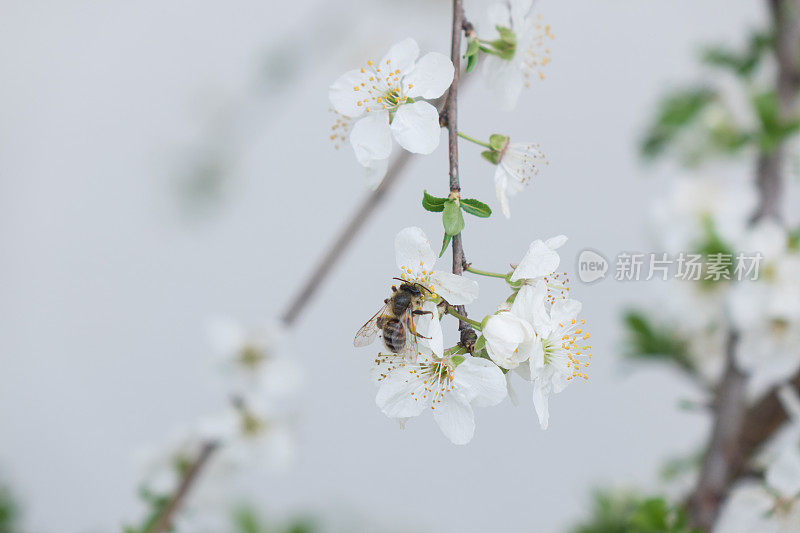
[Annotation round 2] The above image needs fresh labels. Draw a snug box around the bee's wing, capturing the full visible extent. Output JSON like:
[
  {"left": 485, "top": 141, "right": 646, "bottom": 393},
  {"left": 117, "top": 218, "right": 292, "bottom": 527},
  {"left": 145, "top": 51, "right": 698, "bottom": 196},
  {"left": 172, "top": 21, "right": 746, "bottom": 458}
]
[
  {"left": 353, "top": 304, "right": 387, "bottom": 347},
  {"left": 397, "top": 308, "right": 421, "bottom": 357}
]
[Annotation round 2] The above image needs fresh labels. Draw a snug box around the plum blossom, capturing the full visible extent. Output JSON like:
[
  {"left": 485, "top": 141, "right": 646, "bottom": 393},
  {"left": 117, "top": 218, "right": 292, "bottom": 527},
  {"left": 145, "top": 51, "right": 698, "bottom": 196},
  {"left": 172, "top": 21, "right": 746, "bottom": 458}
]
[
  {"left": 716, "top": 444, "right": 800, "bottom": 533},
  {"left": 483, "top": 307, "right": 535, "bottom": 369},
  {"left": 202, "top": 394, "right": 296, "bottom": 473},
  {"left": 374, "top": 348, "right": 507, "bottom": 444},
  {"left": 207, "top": 317, "right": 302, "bottom": 399},
  {"left": 481, "top": 0, "right": 553, "bottom": 110},
  {"left": 395, "top": 226, "right": 479, "bottom": 305},
  {"left": 494, "top": 141, "right": 547, "bottom": 218},
  {"left": 329, "top": 38, "right": 454, "bottom": 186},
  {"left": 510, "top": 234, "right": 568, "bottom": 283},
  {"left": 523, "top": 280, "right": 590, "bottom": 429},
  {"left": 728, "top": 221, "right": 800, "bottom": 397},
  {"left": 652, "top": 175, "right": 757, "bottom": 254}
]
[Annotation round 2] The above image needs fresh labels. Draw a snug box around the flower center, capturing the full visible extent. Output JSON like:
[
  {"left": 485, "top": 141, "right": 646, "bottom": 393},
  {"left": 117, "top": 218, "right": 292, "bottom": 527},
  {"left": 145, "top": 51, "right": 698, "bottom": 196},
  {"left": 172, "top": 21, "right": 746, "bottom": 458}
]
[
  {"left": 519, "top": 17, "right": 554, "bottom": 87},
  {"left": 352, "top": 59, "right": 411, "bottom": 114},
  {"left": 419, "top": 359, "right": 455, "bottom": 409},
  {"left": 238, "top": 344, "right": 268, "bottom": 370},
  {"left": 398, "top": 262, "right": 437, "bottom": 295}
]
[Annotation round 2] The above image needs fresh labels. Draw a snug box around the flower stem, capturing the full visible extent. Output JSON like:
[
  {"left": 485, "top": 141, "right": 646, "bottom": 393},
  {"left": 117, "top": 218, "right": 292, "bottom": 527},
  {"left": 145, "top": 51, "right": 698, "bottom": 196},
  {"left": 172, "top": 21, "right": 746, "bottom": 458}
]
[
  {"left": 457, "top": 131, "right": 492, "bottom": 149},
  {"left": 445, "top": 306, "right": 482, "bottom": 329},
  {"left": 465, "top": 265, "right": 508, "bottom": 279}
]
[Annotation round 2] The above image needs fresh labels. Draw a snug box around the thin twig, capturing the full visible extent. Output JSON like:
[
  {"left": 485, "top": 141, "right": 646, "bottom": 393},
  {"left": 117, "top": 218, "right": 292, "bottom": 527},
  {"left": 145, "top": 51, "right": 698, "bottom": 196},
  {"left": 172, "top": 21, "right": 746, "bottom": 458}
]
[
  {"left": 279, "top": 150, "right": 413, "bottom": 326},
  {"left": 687, "top": 1, "right": 800, "bottom": 528},
  {"left": 146, "top": 441, "right": 218, "bottom": 533},
  {"left": 446, "top": 0, "right": 475, "bottom": 349}
]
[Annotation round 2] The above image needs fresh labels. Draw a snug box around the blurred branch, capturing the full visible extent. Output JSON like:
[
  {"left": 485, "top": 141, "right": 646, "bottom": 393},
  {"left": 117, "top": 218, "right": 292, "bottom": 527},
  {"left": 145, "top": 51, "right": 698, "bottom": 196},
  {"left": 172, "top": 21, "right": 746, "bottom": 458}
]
[
  {"left": 146, "top": 441, "right": 218, "bottom": 533},
  {"left": 688, "top": 1, "right": 800, "bottom": 528}
]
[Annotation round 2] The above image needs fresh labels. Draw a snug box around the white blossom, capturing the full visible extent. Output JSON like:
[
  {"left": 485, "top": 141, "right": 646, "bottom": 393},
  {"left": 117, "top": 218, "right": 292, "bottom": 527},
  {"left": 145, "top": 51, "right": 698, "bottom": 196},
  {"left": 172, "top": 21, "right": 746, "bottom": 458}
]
[
  {"left": 652, "top": 175, "right": 757, "bottom": 254},
  {"left": 728, "top": 221, "right": 800, "bottom": 396},
  {"left": 716, "top": 445, "right": 800, "bottom": 533},
  {"left": 494, "top": 141, "right": 547, "bottom": 218},
  {"left": 510, "top": 234, "right": 568, "bottom": 283},
  {"left": 524, "top": 280, "right": 590, "bottom": 429},
  {"left": 373, "top": 348, "right": 507, "bottom": 444},
  {"left": 207, "top": 317, "right": 303, "bottom": 399},
  {"left": 395, "top": 226, "right": 479, "bottom": 305},
  {"left": 481, "top": 0, "right": 553, "bottom": 110},
  {"left": 329, "top": 38, "right": 454, "bottom": 186}
]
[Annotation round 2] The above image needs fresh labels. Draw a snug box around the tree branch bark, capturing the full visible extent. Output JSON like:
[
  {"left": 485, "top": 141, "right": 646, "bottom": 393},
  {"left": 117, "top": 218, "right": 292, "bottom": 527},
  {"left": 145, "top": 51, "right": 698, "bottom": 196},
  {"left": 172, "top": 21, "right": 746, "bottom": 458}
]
[
  {"left": 445, "top": 0, "right": 475, "bottom": 348},
  {"left": 688, "top": 1, "right": 800, "bottom": 528}
]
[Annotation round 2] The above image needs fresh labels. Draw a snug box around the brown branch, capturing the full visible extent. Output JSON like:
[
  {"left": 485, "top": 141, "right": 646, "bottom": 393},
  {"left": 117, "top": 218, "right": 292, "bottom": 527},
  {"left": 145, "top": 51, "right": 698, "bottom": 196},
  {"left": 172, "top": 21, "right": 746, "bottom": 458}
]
[
  {"left": 688, "top": 1, "right": 800, "bottom": 528},
  {"left": 445, "top": 0, "right": 474, "bottom": 348},
  {"left": 279, "top": 150, "right": 413, "bottom": 326},
  {"left": 146, "top": 441, "right": 219, "bottom": 533}
]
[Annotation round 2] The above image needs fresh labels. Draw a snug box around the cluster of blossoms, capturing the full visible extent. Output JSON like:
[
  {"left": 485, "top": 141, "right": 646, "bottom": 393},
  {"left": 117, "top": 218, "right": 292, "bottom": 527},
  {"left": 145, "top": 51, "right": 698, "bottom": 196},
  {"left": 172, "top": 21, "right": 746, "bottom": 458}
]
[
  {"left": 716, "top": 386, "right": 800, "bottom": 532},
  {"left": 328, "top": 0, "right": 552, "bottom": 218},
  {"left": 361, "top": 227, "right": 590, "bottom": 444},
  {"left": 648, "top": 174, "right": 800, "bottom": 397},
  {"left": 134, "top": 319, "right": 301, "bottom": 527}
]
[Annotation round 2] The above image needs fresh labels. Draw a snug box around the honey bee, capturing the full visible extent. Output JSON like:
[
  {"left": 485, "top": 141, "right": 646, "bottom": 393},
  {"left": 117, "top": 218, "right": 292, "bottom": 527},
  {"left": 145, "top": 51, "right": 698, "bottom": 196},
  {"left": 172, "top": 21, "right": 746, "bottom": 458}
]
[{"left": 354, "top": 279, "right": 434, "bottom": 356}]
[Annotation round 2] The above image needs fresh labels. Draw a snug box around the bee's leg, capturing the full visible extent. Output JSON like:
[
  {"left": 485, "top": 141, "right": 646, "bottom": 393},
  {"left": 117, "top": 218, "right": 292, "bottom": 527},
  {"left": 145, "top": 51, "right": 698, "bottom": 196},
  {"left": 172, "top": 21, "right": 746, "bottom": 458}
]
[
  {"left": 412, "top": 310, "right": 433, "bottom": 317},
  {"left": 391, "top": 285, "right": 397, "bottom": 292},
  {"left": 414, "top": 331, "right": 431, "bottom": 340}
]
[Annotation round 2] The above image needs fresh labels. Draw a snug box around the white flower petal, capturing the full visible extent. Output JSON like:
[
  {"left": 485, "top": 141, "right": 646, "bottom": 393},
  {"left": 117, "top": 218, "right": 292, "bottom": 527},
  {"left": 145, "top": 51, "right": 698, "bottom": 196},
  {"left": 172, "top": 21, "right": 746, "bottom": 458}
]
[
  {"left": 454, "top": 356, "right": 507, "bottom": 407},
  {"left": 486, "top": 2, "right": 511, "bottom": 28},
  {"left": 510, "top": 239, "right": 562, "bottom": 281},
  {"left": 404, "top": 52, "right": 454, "bottom": 99},
  {"left": 766, "top": 445, "right": 800, "bottom": 498},
  {"left": 329, "top": 69, "right": 369, "bottom": 118},
  {"left": 511, "top": 283, "right": 549, "bottom": 332},
  {"left": 364, "top": 156, "right": 389, "bottom": 189},
  {"left": 550, "top": 299, "right": 582, "bottom": 326},
  {"left": 379, "top": 38, "right": 420, "bottom": 76},
  {"left": 350, "top": 111, "right": 392, "bottom": 165},
  {"left": 375, "top": 366, "right": 428, "bottom": 418},
  {"left": 494, "top": 166, "right": 513, "bottom": 218},
  {"left": 432, "top": 391, "right": 475, "bottom": 445},
  {"left": 481, "top": 56, "right": 524, "bottom": 111},
  {"left": 483, "top": 312, "right": 533, "bottom": 368},
  {"left": 390, "top": 101, "right": 442, "bottom": 154},
  {"left": 417, "top": 300, "right": 443, "bottom": 357},
  {"left": 545, "top": 235, "right": 568, "bottom": 249},
  {"left": 395, "top": 226, "right": 436, "bottom": 274},
  {"left": 532, "top": 378, "right": 551, "bottom": 429},
  {"left": 429, "top": 270, "right": 479, "bottom": 305}
]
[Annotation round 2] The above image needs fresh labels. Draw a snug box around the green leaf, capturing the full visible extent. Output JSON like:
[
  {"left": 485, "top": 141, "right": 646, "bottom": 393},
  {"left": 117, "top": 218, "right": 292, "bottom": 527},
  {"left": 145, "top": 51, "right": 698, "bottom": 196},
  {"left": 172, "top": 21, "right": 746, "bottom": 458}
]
[
  {"left": 465, "top": 53, "right": 478, "bottom": 73},
  {"left": 460, "top": 198, "right": 492, "bottom": 218},
  {"left": 640, "top": 87, "right": 716, "bottom": 159},
  {"left": 422, "top": 190, "right": 448, "bottom": 212},
  {"left": 450, "top": 354, "right": 465, "bottom": 367},
  {"left": 442, "top": 199, "right": 465, "bottom": 236},
  {"left": 622, "top": 310, "right": 694, "bottom": 374},
  {"left": 481, "top": 150, "right": 501, "bottom": 165},
  {"left": 489, "top": 133, "right": 509, "bottom": 151},
  {"left": 465, "top": 38, "right": 480, "bottom": 57},
  {"left": 701, "top": 30, "right": 773, "bottom": 78},
  {"left": 439, "top": 232, "right": 453, "bottom": 257}
]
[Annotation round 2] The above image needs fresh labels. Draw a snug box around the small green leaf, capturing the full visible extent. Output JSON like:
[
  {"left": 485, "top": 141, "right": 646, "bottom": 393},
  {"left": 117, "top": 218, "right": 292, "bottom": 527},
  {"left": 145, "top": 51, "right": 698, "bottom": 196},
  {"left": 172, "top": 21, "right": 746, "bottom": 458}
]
[
  {"left": 465, "top": 38, "right": 480, "bottom": 57},
  {"left": 450, "top": 354, "right": 465, "bottom": 367},
  {"left": 481, "top": 150, "right": 501, "bottom": 165},
  {"left": 442, "top": 199, "right": 465, "bottom": 236},
  {"left": 460, "top": 198, "right": 492, "bottom": 218},
  {"left": 422, "top": 190, "right": 447, "bottom": 212},
  {"left": 489, "top": 133, "right": 509, "bottom": 152},
  {"left": 439, "top": 232, "right": 453, "bottom": 257},
  {"left": 466, "top": 53, "right": 478, "bottom": 73}
]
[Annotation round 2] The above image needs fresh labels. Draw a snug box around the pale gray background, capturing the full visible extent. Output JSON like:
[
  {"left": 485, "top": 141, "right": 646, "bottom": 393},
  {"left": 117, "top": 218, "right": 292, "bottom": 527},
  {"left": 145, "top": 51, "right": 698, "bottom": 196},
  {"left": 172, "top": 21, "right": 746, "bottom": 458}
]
[{"left": 0, "top": 0, "right": 761, "bottom": 531}]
